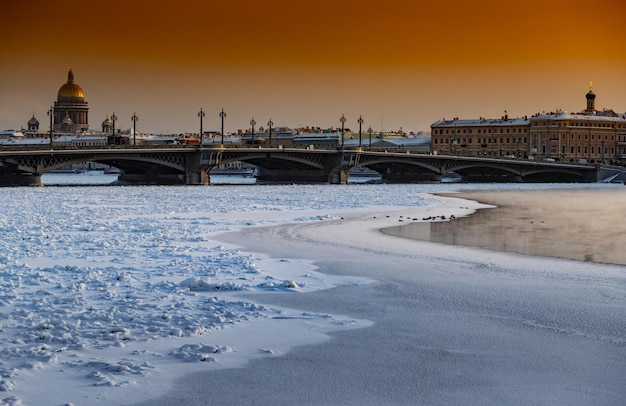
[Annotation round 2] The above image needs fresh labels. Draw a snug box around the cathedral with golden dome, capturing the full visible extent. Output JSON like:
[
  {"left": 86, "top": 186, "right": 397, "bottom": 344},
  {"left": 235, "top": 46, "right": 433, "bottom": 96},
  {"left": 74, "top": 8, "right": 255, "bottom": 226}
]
[{"left": 53, "top": 69, "right": 89, "bottom": 132}]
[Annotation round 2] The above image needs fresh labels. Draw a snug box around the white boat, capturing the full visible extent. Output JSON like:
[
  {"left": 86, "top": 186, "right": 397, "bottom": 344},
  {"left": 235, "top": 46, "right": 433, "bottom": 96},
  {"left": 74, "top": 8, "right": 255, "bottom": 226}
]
[
  {"left": 211, "top": 167, "right": 258, "bottom": 177},
  {"left": 48, "top": 168, "right": 85, "bottom": 174}
]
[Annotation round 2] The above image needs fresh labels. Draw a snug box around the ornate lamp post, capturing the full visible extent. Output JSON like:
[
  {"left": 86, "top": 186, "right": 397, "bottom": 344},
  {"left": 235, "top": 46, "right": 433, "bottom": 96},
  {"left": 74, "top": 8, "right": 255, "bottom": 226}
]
[
  {"left": 357, "top": 115, "right": 364, "bottom": 148},
  {"left": 47, "top": 106, "right": 53, "bottom": 146},
  {"left": 131, "top": 113, "right": 139, "bottom": 146},
  {"left": 219, "top": 108, "right": 226, "bottom": 145},
  {"left": 250, "top": 117, "right": 256, "bottom": 145},
  {"left": 340, "top": 114, "right": 346, "bottom": 148},
  {"left": 267, "top": 118, "right": 273, "bottom": 146},
  {"left": 198, "top": 108, "right": 205, "bottom": 144},
  {"left": 111, "top": 113, "right": 117, "bottom": 144},
  {"left": 367, "top": 126, "right": 373, "bottom": 150}
]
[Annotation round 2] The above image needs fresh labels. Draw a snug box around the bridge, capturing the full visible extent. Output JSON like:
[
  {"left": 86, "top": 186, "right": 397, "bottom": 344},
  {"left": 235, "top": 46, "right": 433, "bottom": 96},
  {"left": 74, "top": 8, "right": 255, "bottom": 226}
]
[{"left": 0, "top": 145, "right": 605, "bottom": 186}]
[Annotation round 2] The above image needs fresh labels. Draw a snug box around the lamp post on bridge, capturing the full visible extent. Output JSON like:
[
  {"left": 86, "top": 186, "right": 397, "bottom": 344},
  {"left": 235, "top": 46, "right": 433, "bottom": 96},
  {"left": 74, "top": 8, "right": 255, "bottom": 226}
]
[
  {"left": 47, "top": 106, "right": 53, "bottom": 147},
  {"left": 367, "top": 126, "right": 373, "bottom": 150},
  {"left": 111, "top": 113, "right": 117, "bottom": 145},
  {"left": 219, "top": 108, "right": 226, "bottom": 145},
  {"left": 198, "top": 108, "right": 205, "bottom": 144},
  {"left": 131, "top": 113, "right": 139, "bottom": 146},
  {"left": 267, "top": 118, "right": 273, "bottom": 146},
  {"left": 340, "top": 114, "right": 346, "bottom": 149},
  {"left": 250, "top": 117, "right": 256, "bottom": 145},
  {"left": 357, "top": 115, "right": 364, "bottom": 148}
]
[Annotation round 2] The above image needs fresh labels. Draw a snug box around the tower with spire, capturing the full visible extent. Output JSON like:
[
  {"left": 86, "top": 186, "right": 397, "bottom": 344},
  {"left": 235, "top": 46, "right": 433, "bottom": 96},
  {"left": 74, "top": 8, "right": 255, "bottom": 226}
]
[{"left": 585, "top": 81, "right": 596, "bottom": 114}]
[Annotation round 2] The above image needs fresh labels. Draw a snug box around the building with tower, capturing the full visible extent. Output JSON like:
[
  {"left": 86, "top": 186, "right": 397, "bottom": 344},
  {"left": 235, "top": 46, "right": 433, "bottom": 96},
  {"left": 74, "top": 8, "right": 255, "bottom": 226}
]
[
  {"left": 431, "top": 85, "right": 626, "bottom": 164},
  {"left": 102, "top": 116, "right": 113, "bottom": 133},
  {"left": 528, "top": 84, "right": 626, "bottom": 164},
  {"left": 53, "top": 69, "right": 89, "bottom": 133},
  {"left": 27, "top": 114, "right": 39, "bottom": 132},
  {"left": 585, "top": 83, "right": 597, "bottom": 114}
]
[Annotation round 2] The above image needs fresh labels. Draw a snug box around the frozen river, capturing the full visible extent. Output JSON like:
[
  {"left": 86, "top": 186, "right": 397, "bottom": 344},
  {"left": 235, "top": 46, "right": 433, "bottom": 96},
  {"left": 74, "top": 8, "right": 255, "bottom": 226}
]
[{"left": 1, "top": 178, "right": 624, "bottom": 405}]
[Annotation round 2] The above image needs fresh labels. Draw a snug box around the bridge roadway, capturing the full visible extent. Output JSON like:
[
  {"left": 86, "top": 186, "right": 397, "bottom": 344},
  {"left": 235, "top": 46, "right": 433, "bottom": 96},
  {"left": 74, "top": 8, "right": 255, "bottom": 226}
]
[{"left": 0, "top": 144, "right": 600, "bottom": 186}]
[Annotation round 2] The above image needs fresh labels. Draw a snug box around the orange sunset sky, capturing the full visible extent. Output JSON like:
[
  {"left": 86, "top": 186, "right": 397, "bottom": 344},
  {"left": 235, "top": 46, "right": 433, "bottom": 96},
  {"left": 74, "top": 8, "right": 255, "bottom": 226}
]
[{"left": 2, "top": 0, "right": 625, "bottom": 134}]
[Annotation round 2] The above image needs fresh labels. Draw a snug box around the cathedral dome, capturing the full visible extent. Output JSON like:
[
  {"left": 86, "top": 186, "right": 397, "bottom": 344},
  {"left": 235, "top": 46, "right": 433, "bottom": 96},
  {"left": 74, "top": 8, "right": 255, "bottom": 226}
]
[{"left": 57, "top": 69, "right": 85, "bottom": 100}]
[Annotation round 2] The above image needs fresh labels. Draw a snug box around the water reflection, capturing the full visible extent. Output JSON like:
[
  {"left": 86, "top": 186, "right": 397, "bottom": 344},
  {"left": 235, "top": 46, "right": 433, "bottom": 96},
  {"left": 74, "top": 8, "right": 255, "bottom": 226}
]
[{"left": 383, "top": 189, "right": 626, "bottom": 266}]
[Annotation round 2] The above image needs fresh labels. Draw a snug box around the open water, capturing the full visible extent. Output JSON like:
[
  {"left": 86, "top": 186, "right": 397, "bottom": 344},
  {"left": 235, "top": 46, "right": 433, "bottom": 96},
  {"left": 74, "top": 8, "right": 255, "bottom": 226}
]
[
  {"left": 41, "top": 172, "right": 626, "bottom": 265},
  {"left": 383, "top": 188, "right": 626, "bottom": 266}
]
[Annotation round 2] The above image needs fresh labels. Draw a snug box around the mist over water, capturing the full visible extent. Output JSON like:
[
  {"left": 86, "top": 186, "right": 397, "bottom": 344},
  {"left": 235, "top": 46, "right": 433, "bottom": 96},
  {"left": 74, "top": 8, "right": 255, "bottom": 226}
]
[{"left": 383, "top": 188, "right": 626, "bottom": 265}]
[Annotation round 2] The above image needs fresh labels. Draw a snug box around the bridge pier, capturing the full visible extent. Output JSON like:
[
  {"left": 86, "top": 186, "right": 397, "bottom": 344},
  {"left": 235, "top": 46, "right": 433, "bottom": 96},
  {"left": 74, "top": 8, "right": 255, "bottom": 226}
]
[
  {"left": 0, "top": 173, "right": 42, "bottom": 187},
  {"left": 185, "top": 170, "right": 210, "bottom": 186},
  {"left": 328, "top": 167, "right": 348, "bottom": 184}
]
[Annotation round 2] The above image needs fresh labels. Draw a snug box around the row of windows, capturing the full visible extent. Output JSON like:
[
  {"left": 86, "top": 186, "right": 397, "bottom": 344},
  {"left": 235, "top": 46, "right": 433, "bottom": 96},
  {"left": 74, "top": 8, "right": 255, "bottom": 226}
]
[
  {"left": 562, "top": 145, "right": 614, "bottom": 155},
  {"left": 532, "top": 122, "right": 624, "bottom": 129},
  {"left": 435, "top": 122, "right": 626, "bottom": 135},
  {"left": 433, "top": 138, "right": 528, "bottom": 145},
  {"left": 532, "top": 132, "right": 618, "bottom": 141},
  {"left": 72, "top": 141, "right": 107, "bottom": 146},
  {"left": 434, "top": 128, "right": 528, "bottom": 135}
]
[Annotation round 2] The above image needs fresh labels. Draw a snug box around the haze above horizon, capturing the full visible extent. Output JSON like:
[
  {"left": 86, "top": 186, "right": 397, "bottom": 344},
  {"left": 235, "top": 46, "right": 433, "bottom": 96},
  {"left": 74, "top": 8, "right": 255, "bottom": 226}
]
[{"left": 2, "top": 0, "right": 625, "bottom": 134}]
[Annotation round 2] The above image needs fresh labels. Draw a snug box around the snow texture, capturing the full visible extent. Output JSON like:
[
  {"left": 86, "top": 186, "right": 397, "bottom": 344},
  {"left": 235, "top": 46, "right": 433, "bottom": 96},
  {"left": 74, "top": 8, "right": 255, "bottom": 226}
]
[{"left": 0, "top": 175, "right": 624, "bottom": 405}]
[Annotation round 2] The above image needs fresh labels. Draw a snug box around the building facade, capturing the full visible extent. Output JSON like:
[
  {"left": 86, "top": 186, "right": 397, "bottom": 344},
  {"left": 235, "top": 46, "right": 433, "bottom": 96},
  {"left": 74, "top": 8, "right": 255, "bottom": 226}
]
[
  {"left": 529, "top": 111, "right": 625, "bottom": 164},
  {"left": 430, "top": 115, "right": 530, "bottom": 158},
  {"left": 431, "top": 88, "right": 626, "bottom": 164}
]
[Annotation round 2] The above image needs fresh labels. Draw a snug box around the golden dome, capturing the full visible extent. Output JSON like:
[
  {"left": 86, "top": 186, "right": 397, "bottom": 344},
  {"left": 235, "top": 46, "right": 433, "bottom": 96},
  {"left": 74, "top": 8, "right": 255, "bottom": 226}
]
[{"left": 57, "top": 69, "right": 85, "bottom": 99}]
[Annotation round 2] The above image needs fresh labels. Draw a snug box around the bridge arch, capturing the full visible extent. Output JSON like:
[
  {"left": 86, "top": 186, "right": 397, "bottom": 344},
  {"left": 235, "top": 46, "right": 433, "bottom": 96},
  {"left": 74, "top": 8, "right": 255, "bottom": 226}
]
[{"left": 0, "top": 146, "right": 599, "bottom": 185}]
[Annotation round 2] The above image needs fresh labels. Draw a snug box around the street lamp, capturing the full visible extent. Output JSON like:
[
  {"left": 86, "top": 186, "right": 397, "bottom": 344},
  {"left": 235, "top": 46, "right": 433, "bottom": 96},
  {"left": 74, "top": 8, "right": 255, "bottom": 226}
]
[
  {"left": 357, "top": 115, "right": 364, "bottom": 148},
  {"left": 47, "top": 106, "right": 54, "bottom": 147},
  {"left": 111, "top": 113, "right": 117, "bottom": 144},
  {"left": 131, "top": 113, "right": 139, "bottom": 146},
  {"left": 198, "top": 108, "right": 205, "bottom": 144},
  {"left": 367, "top": 126, "right": 373, "bottom": 150},
  {"left": 267, "top": 118, "right": 273, "bottom": 146},
  {"left": 250, "top": 117, "right": 256, "bottom": 145},
  {"left": 340, "top": 114, "right": 346, "bottom": 148},
  {"left": 219, "top": 108, "right": 226, "bottom": 145}
]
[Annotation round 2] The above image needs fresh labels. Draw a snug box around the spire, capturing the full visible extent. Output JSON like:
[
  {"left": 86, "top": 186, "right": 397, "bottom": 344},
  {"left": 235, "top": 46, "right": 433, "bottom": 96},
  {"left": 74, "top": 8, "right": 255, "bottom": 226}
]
[
  {"left": 67, "top": 68, "right": 74, "bottom": 83},
  {"left": 585, "top": 82, "right": 596, "bottom": 114}
]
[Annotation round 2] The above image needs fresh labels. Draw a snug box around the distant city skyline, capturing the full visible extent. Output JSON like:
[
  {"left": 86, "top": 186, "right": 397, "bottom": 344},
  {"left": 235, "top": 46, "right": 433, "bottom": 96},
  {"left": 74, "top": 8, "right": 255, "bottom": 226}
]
[{"left": 2, "top": 0, "right": 625, "bottom": 134}]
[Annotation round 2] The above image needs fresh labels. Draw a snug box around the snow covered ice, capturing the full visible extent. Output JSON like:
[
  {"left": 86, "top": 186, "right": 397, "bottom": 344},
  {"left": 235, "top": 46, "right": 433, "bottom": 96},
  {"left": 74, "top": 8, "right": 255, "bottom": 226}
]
[
  {"left": 0, "top": 179, "right": 624, "bottom": 405},
  {"left": 0, "top": 183, "right": 378, "bottom": 405}
]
